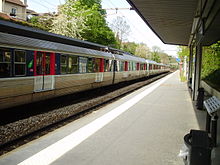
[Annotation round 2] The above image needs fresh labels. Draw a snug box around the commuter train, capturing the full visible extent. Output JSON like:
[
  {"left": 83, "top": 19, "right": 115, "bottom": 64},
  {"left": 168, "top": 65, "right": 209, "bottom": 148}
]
[{"left": 0, "top": 22, "right": 169, "bottom": 109}]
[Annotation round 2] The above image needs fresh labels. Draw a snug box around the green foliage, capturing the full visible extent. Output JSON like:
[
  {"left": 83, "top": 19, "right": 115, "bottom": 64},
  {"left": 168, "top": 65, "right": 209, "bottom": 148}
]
[
  {"left": 168, "top": 55, "right": 178, "bottom": 64},
  {"left": 80, "top": 3, "right": 117, "bottom": 46},
  {"left": 202, "top": 41, "right": 220, "bottom": 88},
  {"left": 122, "top": 42, "right": 138, "bottom": 54},
  {"left": 134, "top": 43, "right": 151, "bottom": 59},
  {"left": 177, "top": 42, "right": 220, "bottom": 89},
  {"left": 0, "top": 14, "right": 48, "bottom": 31},
  {"left": 151, "top": 46, "right": 161, "bottom": 63},
  {"left": 177, "top": 46, "right": 189, "bottom": 61},
  {"left": 159, "top": 52, "right": 170, "bottom": 64},
  {"left": 28, "top": 14, "right": 54, "bottom": 31},
  {"left": 50, "top": 0, "right": 88, "bottom": 39},
  {"left": 76, "top": 0, "right": 106, "bottom": 15},
  {"left": 180, "top": 71, "right": 187, "bottom": 82},
  {"left": 50, "top": 0, "right": 117, "bottom": 47}
]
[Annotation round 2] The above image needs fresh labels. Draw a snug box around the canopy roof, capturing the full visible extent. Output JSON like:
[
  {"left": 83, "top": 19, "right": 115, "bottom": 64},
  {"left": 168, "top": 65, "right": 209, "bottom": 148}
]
[{"left": 127, "top": 0, "right": 220, "bottom": 46}]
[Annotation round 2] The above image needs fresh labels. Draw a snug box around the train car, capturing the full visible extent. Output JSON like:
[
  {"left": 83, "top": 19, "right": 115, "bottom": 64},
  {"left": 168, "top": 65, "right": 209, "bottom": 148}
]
[
  {"left": 146, "top": 60, "right": 170, "bottom": 76},
  {"left": 0, "top": 28, "right": 169, "bottom": 110}
]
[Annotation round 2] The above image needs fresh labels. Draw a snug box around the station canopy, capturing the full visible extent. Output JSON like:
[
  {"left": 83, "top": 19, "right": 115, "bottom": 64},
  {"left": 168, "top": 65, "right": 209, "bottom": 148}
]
[{"left": 127, "top": 0, "right": 220, "bottom": 46}]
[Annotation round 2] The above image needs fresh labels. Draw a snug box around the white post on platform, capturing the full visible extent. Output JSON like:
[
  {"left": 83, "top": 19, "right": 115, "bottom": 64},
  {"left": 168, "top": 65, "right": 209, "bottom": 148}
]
[
  {"left": 188, "top": 45, "right": 193, "bottom": 82},
  {"left": 184, "top": 56, "right": 187, "bottom": 77}
]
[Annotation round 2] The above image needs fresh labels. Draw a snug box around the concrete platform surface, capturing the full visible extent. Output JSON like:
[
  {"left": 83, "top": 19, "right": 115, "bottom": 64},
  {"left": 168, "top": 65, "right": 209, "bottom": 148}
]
[{"left": 0, "top": 71, "right": 208, "bottom": 165}]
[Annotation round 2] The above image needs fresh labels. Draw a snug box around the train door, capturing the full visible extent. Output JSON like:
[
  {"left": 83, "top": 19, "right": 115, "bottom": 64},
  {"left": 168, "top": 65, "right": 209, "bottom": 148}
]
[{"left": 34, "top": 51, "right": 55, "bottom": 92}]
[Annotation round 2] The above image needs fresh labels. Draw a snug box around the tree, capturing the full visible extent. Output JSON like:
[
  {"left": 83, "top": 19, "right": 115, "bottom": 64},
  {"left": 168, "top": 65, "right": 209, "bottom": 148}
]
[
  {"left": 28, "top": 13, "right": 55, "bottom": 31},
  {"left": 80, "top": 3, "right": 117, "bottom": 46},
  {"left": 121, "top": 42, "right": 138, "bottom": 55},
  {"left": 202, "top": 41, "right": 220, "bottom": 79},
  {"left": 51, "top": 0, "right": 118, "bottom": 46},
  {"left": 159, "top": 52, "right": 170, "bottom": 64},
  {"left": 50, "top": 1, "right": 87, "bottom": 39},
  {"left": 177, "top": 46, "right": 189, "bottom": 61},
  {"left": 177, "top": 42, "right": 220, "bottom": 88},
  {"left": 135, "top": 43, "right": 151, "bottom": 59},
  {"left": 111, "top": 16, "right": 131, "bottom": 48},
  {"left": 151, "top": 46, "right": 161, "bottom": 62}
]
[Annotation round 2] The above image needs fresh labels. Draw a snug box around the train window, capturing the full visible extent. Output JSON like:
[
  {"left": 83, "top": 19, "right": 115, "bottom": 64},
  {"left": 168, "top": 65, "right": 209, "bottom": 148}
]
[
  {"left": 45, "top": 53, "right": 51, "bottom": 74},
  {"left": 61, "top": 55, "right": 78, "bottom": 74},
  {"left": 14, "top": 50, "right": 26, "bottom": 76},
  {"left": 104, "top": 59, "right": 113, "bottom": 72},
  {"left": 130, "top": 62, "right": 134, "bottom": 71},
  {"left": 133, "top": 62, "right": 136, "bottom": 71},
  {"left": 119, "top": 61, "right": 124, "bottom": 71},
  {"left": 0, "top": 48, "right": 11, "bottom": 78},
  {"left": 104, "top": 59, "right": 109, "bottom": 72},
  {"left": 61, "top": 55, "right": 68, "bottom": 74},
  {"left": 79, "top": 57, "right": 87, "bottom": 73},
  {"left": 68, "top": 56, "right": 78, "bottom": 74},
  {"left": 116, "top": 61, "right": 120, "bottom": 72},
  {"left": 140, "top": 64, "right": 145, "bottom": 70},
  {"left": 128, "top": 62, "right": 131, "bottom": 71},
  {"left": 36, "top": 52, "right": 43, "bottom": 75},
  {"left": 110, "top": 60, "right": 114, "bottom": 71},
  {"left": 87, "top": 58, "right": 95, "bottom": 73}
]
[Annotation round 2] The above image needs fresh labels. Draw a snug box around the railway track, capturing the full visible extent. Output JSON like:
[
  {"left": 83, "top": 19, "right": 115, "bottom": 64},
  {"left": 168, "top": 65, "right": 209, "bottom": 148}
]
[{"left": 0, "top": 72, "right": 170, "bottom": 155}]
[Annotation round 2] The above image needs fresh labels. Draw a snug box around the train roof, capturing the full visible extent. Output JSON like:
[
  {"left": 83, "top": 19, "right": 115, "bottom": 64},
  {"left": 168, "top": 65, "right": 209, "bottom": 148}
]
[
  {"left": 0, "top": 31, "right": 167, "bottom": 65},
  {"left": 0, "top": 20, "right": 109, "bottom": 51},
  {"left": 0, "top": 20, "right": 166, "bottom": 65},
  {"left": 146, "top": 59, "right": 157, "bottom": 64},
  {"left": 113, "top": 53, "right": 146, "bottom": 63},
  {"left": 0, "top": 32, "right": 114, "bottom": 59},
  {"left": 146, "top": 59, "right": 168, "bottom": 66}
]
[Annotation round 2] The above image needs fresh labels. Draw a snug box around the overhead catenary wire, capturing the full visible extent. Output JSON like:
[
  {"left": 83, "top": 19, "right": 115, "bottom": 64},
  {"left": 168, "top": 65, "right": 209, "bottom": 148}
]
[
  {"left": 39, "top": 0, "right": 57, "bottom": 8},
  {"left": 106, "top": 1, "right": 177, "bottom": 54},
  {"left": 103, "top": 0, "right": 178, "bottom": 56},
  {"left": 104, "top": 1, "right": 141, "bottom": 42},
  {"left": 106, "top": 0, "right": 155, "bottom": 47},
  {"left": 30, "top": 0, "right": 57, "bottom": 13}
]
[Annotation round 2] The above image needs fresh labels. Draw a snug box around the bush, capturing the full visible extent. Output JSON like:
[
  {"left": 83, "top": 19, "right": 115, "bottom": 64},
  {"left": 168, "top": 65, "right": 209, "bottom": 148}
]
[{"left": 202, "top": 41, "right": 220, "bottom": 90}]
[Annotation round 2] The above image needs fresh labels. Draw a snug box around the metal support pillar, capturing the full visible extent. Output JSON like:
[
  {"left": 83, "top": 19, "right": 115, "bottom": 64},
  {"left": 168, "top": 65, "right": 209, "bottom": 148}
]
[
  {"left": 196, "top": 87, "right": 204, "bottom": 109},
  {"left": 192, "top": 43, "right": 202, "bottom": 100}
]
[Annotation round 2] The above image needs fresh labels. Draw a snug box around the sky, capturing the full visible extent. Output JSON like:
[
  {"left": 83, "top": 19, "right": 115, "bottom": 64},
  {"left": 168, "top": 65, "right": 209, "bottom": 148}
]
[{"left": 27, "top": 0, "right": 178, "bottom": 57}]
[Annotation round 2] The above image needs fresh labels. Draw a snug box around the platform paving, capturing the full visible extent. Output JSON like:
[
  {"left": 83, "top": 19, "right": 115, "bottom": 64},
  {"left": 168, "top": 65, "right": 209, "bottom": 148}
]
[{"left": 0, "top": 71, "right": 212, "bottom": 165}]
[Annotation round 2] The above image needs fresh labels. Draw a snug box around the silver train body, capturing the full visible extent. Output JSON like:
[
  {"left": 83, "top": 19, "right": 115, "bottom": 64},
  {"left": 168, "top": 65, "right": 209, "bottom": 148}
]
[{"left": 0, "top": 32, "right": 169, "bottom": 109}]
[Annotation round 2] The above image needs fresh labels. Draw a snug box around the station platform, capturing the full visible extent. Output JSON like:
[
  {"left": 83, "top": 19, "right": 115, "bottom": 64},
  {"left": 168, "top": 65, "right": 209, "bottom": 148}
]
[{"left": 0, "top": 71, "right": 210, "bottom": 165}]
